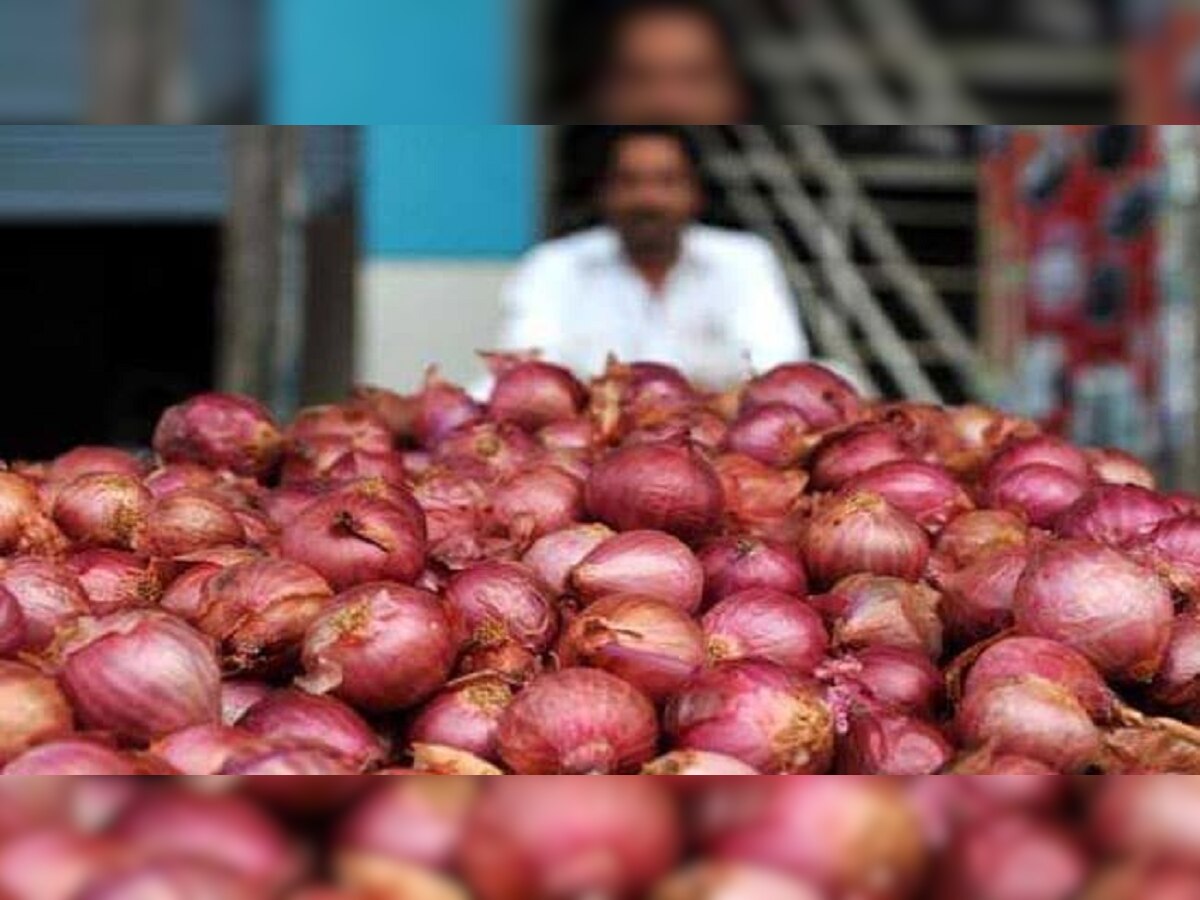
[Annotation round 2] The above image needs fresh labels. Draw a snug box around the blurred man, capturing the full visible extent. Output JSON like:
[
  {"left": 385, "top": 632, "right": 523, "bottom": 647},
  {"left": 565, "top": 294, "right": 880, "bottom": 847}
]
[
  {"left": 592, "top": 0, "right": 748, "bottom": 123},
  {"left": 496, "top": 126, "right": 807, "bottom": 387}
]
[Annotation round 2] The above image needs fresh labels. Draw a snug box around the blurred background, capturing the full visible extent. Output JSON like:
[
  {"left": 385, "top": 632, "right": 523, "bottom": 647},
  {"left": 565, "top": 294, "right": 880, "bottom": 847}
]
[{"left": 4, "top": 1, "right": 1200, "bottom": 487}]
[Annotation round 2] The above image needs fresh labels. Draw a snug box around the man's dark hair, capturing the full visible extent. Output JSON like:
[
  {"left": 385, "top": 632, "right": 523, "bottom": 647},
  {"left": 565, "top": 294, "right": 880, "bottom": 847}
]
[{"left": 599, "top": 124, "right": 704, "bottom": 180}]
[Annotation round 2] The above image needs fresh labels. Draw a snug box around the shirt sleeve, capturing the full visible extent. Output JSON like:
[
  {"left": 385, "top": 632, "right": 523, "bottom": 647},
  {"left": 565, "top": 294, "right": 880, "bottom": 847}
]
[
  {"left": 495, "top": 246, "right": 565, "bottom": 361},
  {"left": 737, "top": 238, "right": 810, "bottom": 372}
]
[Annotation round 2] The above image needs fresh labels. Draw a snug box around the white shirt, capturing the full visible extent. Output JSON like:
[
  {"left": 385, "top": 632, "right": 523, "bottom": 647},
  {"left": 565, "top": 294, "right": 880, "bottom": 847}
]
[{"left": 496, "top": 225, "right": 809, "bottom": 388}]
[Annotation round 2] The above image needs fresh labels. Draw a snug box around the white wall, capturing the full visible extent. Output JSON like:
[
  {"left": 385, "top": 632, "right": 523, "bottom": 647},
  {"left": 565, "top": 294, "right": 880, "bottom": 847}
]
[{"left": 357, "top": 260, "right": 514, "bottom": 392}]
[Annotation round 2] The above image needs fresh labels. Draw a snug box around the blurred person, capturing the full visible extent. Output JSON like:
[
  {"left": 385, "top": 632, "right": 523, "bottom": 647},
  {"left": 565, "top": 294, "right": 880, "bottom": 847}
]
[
  {"left": 591, "top": 0, "right": 749, "bottom": 123},
  {"left": 494, "top": 126, "right": 807, "bottom": 387}
]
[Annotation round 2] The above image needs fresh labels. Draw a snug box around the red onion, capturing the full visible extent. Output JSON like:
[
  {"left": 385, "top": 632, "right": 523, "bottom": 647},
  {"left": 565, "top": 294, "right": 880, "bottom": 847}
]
[
  {"left": 1150, "top": 611, "right": 1200, "bottom": 713},
  {"left": 955, "top": 676, "right": 1102, "bottom": 771},
  {"left": 460, "top": 778, "right": 681, "bottom": 900},
  {"left": 1091, "top": 777, "right": 1200, "bottom": 868},
  {"left": 1057, "top": 484, "right": 1178, "bottom": 547},
  {"left": 67, "top": 549, "right": 165, "bottom": 615},
  {"left": 572, "top": 529, "right": 704, "bottom": 613},
  {"left": 407, "top": 675, "right": 514, "bottom": 762},
  {"left": 808, "top": 424, "right": 914, "bottom": 492},
  {"left": 283, "top": 440, "right": 408, "bottom": 486},
  {"left": 280, "top": 484, "right": 427, "bottom": 591},
  {"left": 1014, "top": 539, "right": 1173, "bottom": 681},
  {"left": 724, "top": 403, "right": 813, "bottom": 468},
  {"left": 77, "top": 860, "right": 259, "bottom": 900},
  {"left": 838, "top": 712, "right": 954, "bottom": 775},
  {"left": 0, "top": 660, "right": 73, "bottom": 763},
  {"left": 193, "top": 558, "right": 334, "bottom": 673},
  {"left": 412, "top": 369, "right": 485, "bottom": 448},
  {"left": 486, "top": 355, "right": 586, "bottom": 430},
  {"left": 741, "top": 362, "right": 861, "bottom": 429},
  {"left": 712, "top": 454, "right": 808, "bottom": 541},
  {"left": 0, "top": 559, "right": 89, "bottom": 650},
  {"left": 149, "top": 724, "right": 269, "bottom": 775},
  {"left": 0, "top": 472, "right": 64, "bottom": 555},
  {"left": 262, "top": 481, "right": 327, "bottom": 529},
  {"left": 984, "top": 463, "right": 1090, "bottom": 528},
  {"left": 935, "top": 813, "right": 1088, "bottom": 900},
  {"left": 704, "top": 777, "right": 926, "bottom": 900},
  {"left": 350, "top": 383, "right": 417, "bottom": 437},
  {"left": 49, "top": 445, "right": 145, "bottom": 484},
  {"left": 411, "top": 743, "right": 505, "bottom": 775},
  {"left": 496, "top": 669, "right": 658, "bottom": 773},
  {"left": 445, "top": 561, "right": 557, "bottom": 653},
  {"left": 143, "top": 462, "right": 221, "bottom": 498},
  {"left": 641, "top": 751, "right": 760, "bottom": 775},
  {"left": 288, "top": 404, "right": 393, "bottom": 452},
  {"left": 949, "top": 750, "right": 1059, "bottom": 776},
  {"left": 112, "top": 790, "right": 302, "bottom": 892},
  {"left": 0, "top": 585, "right": 26, "bottom": 656},
  {"left": 666, "top": 661, "right": 834, "bottom": 774},
  {"left": 701, "top": 588, "right": 828, "bottom": 674},
  {"left": 538, "top": 417, "right": 597, "bottom": 451},
  {"left": 298, "top": 582, "right": 458, "bottom": 712},
  {"left": 2, "top": 740, "right": 139, "bottom": 775},
  {"left": 623, "top": 408, "right": 729, "bottom": 453},
  {"left": 434, "top": 422, "right": 539, "bottom": 478},
  {"left": 221, "top": 679, "right": 273, "bottom": 725},
  {"left": 593, "top": 359, "right": 698, "bottom": 427},
  {"left": 153, "top": 392, "right": 284, "bottom": 478},
  {"left": 51, "top": 473, "right": 150, "bottom": 549},
  {"left": 931, "top": 509, "right": 1030, "bottom": 575},
  {"left": 1134, "top": 516, "right": 1200, "bottom": 601},
  {"left": 819, "top": 646, "right": 943, "bottom": 718},
  {"left": 137, "top": 488, "right": 245, "bottom": 557},
  {"left": 1084, "top": 866, "right": 1200, "bottom": 900},
  {"left": 489, "top": 464, "right": 584, "bottom": 542},
  {"left": 521, "top": 523, "right": 614, "bottom": 593},
  {"left": 585, "top": 443, "right": 724, "bottom": 543},
  {"left": 844, "top": 461, "right": 974, "bottom": 532},
  {"left": 940, "top": 548, "right": 1029, "bottom": 643},
  {"left": 56, "top": 610, "right": 221, "bottom": 743},
  {"left": 559, "top": 594, "right": 705, "bottom": 700},
  {"left": 240, "top": 689, "right": 386, "bottom": 770},
  {"left": 159, "top": 555, "right": 239, "bottom": 621},
  {"left": 963, "top": 636, "right": 1116, "bottom": 722},
  {"left": 1089, "top": 447, "right": 1157, "bottom": 489},
  {"left": 825, "top": 574, "right": 944, "bottom": 659},
  {"left": 218, "top": 747, "right": 357, "bottom": 775},
  {"left": 650, "top": 864, "right": 822, "bottom": 900},
  {"left": 457, "top": 640, "right": 541, "bottom": 683},
  {"left": 413, "top": 468, "right": 487, "bottom": 553},
  {"left": 802, "top": 492, "right": 930, "bottom": 588},
  {"left": 1170, "top": 492, "right": 1200, "bottom": 516},
  {"left": 0, "top": 829, "right": 119, "bottom": 900},
  {"left": 985, "top": 435, "right": 1092, "bottom": 488},
  {"left": 699, "top": 537, "right": 807, "bottom": 607}
]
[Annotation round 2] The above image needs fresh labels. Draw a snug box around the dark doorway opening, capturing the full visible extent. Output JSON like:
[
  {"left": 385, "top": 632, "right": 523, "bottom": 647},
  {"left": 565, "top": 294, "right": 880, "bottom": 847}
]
[{"left": 0, "top": 224, "right": 219, "bottom": 461}]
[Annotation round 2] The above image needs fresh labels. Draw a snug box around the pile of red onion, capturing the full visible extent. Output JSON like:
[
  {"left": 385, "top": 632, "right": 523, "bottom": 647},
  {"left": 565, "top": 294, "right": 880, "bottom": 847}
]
[{"left": 0, "top": 356, "right": 1197, "bottom": 779}]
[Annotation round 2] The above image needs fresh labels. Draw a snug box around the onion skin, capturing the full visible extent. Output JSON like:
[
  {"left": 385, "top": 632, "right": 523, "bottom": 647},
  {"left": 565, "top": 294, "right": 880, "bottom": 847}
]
[
  {"left": 724, "top": 403, "right": 813, "bottom": 467},
  {"left": 699, "top": 537, "right": 807, "bottom": 607},
  {"left": 193, "top": 558, "right": 334, "bottom": 674},
  {"left": 445, "top": 561, "right": 558, "bottom": 654},
  {"left": 488, "top": 464, "right": 584, "bottom": 542},
  {"left": 955, "top": 676, "right": 1102, "bottom": 772},
  {"left": 1150, "top": 611, "right": 1200, "bottom": 714},
  {"left": 940, "top": 548, "right": 1029, "bottom": 644},
  {"left": 149, "top": 724, "right": 269, "bottom": 775},
  {"left": 221, "top": 679, "right": 273, "bottom": 726},
  {"left": 67, "top": 550, "right": 165, "bottom": 615},
  {"left": 585, "top": 443, "right": 724, "bottom": 543},
  {"left": 650, "top": 864, "right": 822, "bottom": 900},
  {"left": 1014, "top": 539, "right": 1174, "bottom": 682},
  {"left": 298, "top": 582, "right": 459, "bottom": 712},
  {"left": 288, "top": 404, "right": 394, "bottom": 453},
  {"left": 460, "top": 778, "right": 681, "bottom": 900},
  {"left": 0, "top": 586, "right": 26, "bottom": 656},
  {"left": 240, "top": 689, "right": 387, "bottom": 771},
  {"left": 153, "top": 392, "right": 284, "bottom": 478},
  {"left": 0, "top": 829, "right": 121, "bottom": 900},
  {"left": 558, "top": 594, "right": 706, "bottom": 701},
  {"left": 984, "top": 463, "right": 1090, "bottom": 528},
  {"left": 712, "top": 454, "right": 808, "bottom": 542},
  {"left": 56, "top": 610, "right": 222, "bottom": 744},
  {"left": 218, "top": 747, "right": 358, "bottom": 776},
  {"left": 985, "top": 435, "right": 1092, "bottom": 488},
  {"left": 2, "top": 739, "right": 140, "bottom": 775},
  {"left": 49, "top": 445, "right": 145, "bottom": 484},
  {"left": 76, "top": 860, "right": 260, "bottom": 900},
  {"left": 741, "top": 362, "right": 861, "bottom": 429},
  {"left": 641, "top": 751, "right": 760, "bottom": 775},
  {"left": 803, "top": 492, "right": 930, "bottom": 588},
  {"left": 1090, "top": 778, "right": 1200, "bottom": 868},
  {"left": 280, "top": 485, "right": 427, "bottom": 591},
  {"left": 1088, "top": 447, "right": 1158, "bottom": 489},
  {"left": 496, "top": 669, "right": 659, "bottom": 774},
  {"left": 666, "top": 661, "right": 835, "bottom": 774},
  {"left": 935, "top": 813, "right": 1088, "bottom": 900},
  {"left": 0, "top": 559, "right": 87, "bottom": 651},
  {"left": 434, "top": 422, "right": 541, "bottom": 479},
  {"left": 138, "top": 488, "right": 245, "bottom": 557},
  {"left": 408, "top": 676, "right": 514, "bottom": 762},
  {"left": 1056, "top": 485, "right": 1177, "bottom": 548},
  {"left": 0, "top": 660, "right": 73, "bottom": 763},
  {"left": 844, "top": 460, "right": 974, "bottom": 532},
  {"left": 838, "top": 712, "right": 954, "bottom": 775},
  {"left": 413, "top": 370, "right": 485, "bottom": 448},
  {"left": 819, "top": 646, "right": 944, "bottom": 718},
  {"left": 931, "top": 509, "right": 1030, "bottom": 575},
  {"left": 487, "top": 357, "right": 586, "bottom": 431},
  {"left": 1134, "top": 516, "right": 1200, "bottom": 598},
  {"left": 701, "top": 588, "right": 828, "bottom": 674},
  {"left": 521, "top": 523, "right": 614, "bottom": 594},
  {"left": 0, "top": 472, "right": 65, "bottom": 556},
  {"left": 572, "top": 530, "right": 704, "bottom": 614},
  {"left": 809, "top": 424, "right": 914, "bottom": 491},
  {"left": 52, "top": 473, "right": 151, "bottom": 550},
  {"left": 411, "top": 743, "right": 505, "bottom": 775},
  {"left": 826, "top": 574, "right": 944, "bottom": 660}
]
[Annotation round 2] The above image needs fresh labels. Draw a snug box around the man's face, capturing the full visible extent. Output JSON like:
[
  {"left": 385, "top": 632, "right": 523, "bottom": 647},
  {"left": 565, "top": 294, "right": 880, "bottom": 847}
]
[
  {"left": 598, "top": 9, "right": 745, "bottom": 123},
  {"left": 602, "top": 135, "right": 702, "bottom": 260}
]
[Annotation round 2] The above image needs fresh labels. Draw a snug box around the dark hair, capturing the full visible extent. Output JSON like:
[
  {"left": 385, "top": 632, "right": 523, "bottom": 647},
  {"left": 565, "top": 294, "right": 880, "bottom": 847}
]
[{"left": 598, "top": 124, "right": 704, "bottom": 179}]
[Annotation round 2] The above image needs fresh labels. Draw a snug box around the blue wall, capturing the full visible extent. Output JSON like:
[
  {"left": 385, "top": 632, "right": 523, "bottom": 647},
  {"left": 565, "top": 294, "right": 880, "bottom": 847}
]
[{"left": 268, "top": 1, "right": 538, "bottom": 259}]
